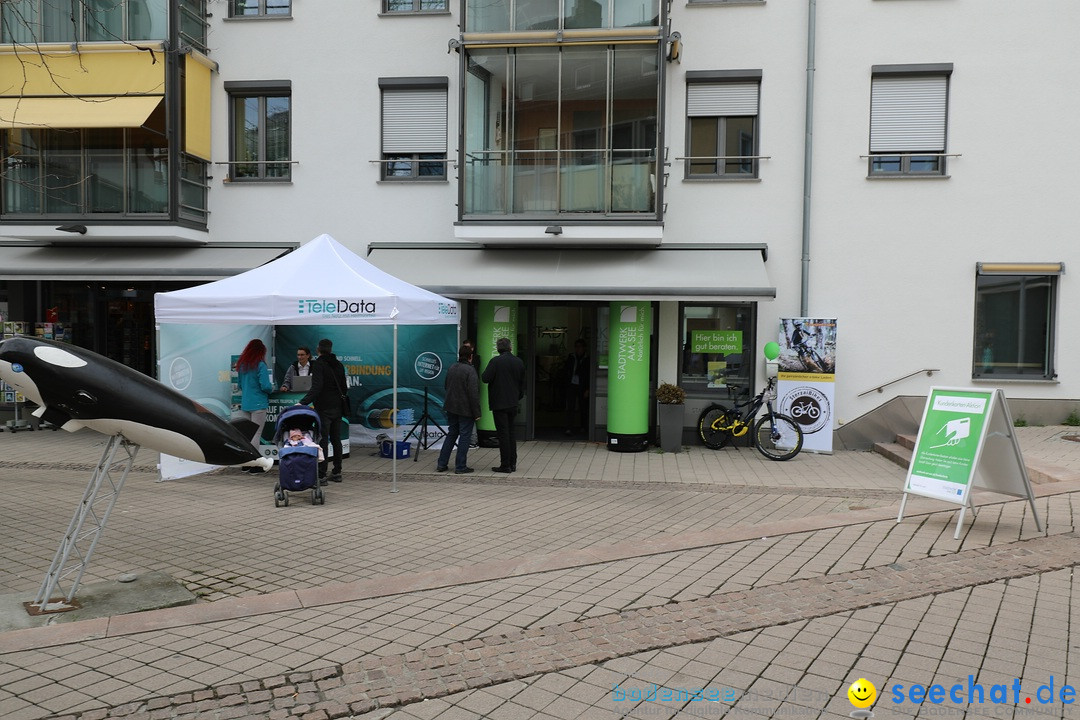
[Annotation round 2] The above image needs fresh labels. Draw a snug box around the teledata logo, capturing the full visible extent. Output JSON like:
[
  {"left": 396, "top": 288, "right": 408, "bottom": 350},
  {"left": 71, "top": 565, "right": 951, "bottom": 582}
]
[
  {"left": 437, "top": 303, "right": 458, "bottom": 316},
  {"left": 297, "top": 299, "right": 377, "bottom": 316}
]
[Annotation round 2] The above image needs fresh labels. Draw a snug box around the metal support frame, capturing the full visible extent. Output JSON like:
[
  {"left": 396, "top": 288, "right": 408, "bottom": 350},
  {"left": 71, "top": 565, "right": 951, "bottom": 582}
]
[{"left": 30, "top": 434, "right": 139, "bottom": 613}]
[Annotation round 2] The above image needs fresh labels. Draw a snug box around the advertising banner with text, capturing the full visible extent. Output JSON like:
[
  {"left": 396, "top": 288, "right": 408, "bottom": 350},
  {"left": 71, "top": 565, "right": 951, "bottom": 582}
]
[{"left": 777, "top": 318, "right": 837, "bottom": 453}]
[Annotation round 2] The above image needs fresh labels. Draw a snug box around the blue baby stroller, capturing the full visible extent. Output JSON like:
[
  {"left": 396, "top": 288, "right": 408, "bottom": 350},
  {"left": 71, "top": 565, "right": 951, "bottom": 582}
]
[{"left": 272, "top": 405, "right": 325, "bottom": 507}]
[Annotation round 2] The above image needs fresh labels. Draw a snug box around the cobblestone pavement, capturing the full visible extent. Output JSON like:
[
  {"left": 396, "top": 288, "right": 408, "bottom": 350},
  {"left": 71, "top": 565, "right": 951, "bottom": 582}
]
[{"left": 2, "top": 426, "right": 1080, "bottom": 719}]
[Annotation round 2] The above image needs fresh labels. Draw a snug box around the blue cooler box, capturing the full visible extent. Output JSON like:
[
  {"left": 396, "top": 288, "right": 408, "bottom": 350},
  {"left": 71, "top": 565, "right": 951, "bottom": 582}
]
[{"left": 380, "top": 440, "right": 412, "bottom": 459}]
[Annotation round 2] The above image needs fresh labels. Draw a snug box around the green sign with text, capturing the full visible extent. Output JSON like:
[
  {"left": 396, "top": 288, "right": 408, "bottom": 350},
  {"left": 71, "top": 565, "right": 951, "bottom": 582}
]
[{"left": 691, "top": 330, "right": 743, "bottom": 355}]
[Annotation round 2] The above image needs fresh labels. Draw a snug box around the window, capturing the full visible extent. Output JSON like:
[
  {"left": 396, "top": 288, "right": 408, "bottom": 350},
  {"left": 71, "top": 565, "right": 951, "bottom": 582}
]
[
  {"left": 225, "top": 81, "right": 291, "bottom": 181},
  {"left": 973, "top": 263, "right": 1061, "bottom": 380},
  {"left": 461, "top": 45, "right": 659, "bottom": 216},
  {"left": 1, "top": 104, "right": 172, "bottom": 217},
  {"left": 230, "top": 0, "right": 291, "bottom": 17},
  {"left": 1, "top": 0, "right": 169, "bottom": 43},
  {"left": 384, "top": 0, "right": 448, "bottom": 12},
  {"left": 380, "top": 77, "right": 448, "bottom": 181},
  {"left": 685, "top": 71, "right": 760, "bottom": 179},
  {"left": 869, "top": 64, "right": 952, "bottom": 176},
  {"left": 679, "top": 304, "right": 755, "bottom": 399}
]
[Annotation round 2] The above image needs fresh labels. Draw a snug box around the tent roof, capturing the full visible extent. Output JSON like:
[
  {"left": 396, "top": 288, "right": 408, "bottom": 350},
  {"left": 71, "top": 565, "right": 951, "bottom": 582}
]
[{"left": 154, "top": 234, "right": 458, "bottom": 325}]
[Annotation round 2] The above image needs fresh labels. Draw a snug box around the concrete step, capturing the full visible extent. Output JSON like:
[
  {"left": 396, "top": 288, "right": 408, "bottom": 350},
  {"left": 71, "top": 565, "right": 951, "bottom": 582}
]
[
  {"left": 872, "top": 441, "right": 911, "bottom": 469},
  {"left": 875, "top": 434, "right": 1078, "bottom": 485}
]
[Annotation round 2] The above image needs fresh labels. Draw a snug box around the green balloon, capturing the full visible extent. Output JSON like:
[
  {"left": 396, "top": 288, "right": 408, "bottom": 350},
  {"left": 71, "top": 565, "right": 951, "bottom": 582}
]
[{"left": 763, "top": 341, "right": 780, "bottom": 361}]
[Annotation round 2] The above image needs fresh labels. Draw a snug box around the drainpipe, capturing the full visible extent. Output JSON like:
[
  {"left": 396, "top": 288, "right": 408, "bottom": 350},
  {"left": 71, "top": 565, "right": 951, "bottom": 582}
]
[{"left": 800, "top": 0, "right": 816, "bottom": 316}]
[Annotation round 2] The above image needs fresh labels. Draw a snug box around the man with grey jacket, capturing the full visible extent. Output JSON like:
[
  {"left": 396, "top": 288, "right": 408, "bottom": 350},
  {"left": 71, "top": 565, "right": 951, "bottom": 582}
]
[{"left": 435, "top": 344, "right": 482, "bottom": 474}]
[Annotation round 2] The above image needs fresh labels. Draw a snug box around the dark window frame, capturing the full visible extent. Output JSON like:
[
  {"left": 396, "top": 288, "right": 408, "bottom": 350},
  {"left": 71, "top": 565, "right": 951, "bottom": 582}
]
[
  {"left": 228, "top": 0, "right": 292, "bottom": 18},
  {"left": 972, "top": 264, "right": 1060, "bottom": 381},
  {"left": 224, "top": 80, "right": 292, "bottom": 182},
  {"left": 868, "top": 63, "right": 952, "bottom": 178},
  {"left": 684, "top": 70, "right": 761, "bottom": 180},
  {"left": 379, "top": 77, "right": 449, "bottom": 182}
]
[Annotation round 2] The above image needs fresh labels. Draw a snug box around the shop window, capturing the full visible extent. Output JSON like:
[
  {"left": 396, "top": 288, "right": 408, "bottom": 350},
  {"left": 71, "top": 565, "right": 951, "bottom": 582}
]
[
  {"left": 679, "top": 304, "right": 755, "bottom": 398},
  {"left": 973, "top": 264, "right": 1060, "bottom": 380}
]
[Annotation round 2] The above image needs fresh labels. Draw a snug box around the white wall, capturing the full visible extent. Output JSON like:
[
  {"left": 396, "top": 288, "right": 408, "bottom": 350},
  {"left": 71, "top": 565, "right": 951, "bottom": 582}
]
[{"left": 207, "top": 0, "right": 1080, "bottom": 428}]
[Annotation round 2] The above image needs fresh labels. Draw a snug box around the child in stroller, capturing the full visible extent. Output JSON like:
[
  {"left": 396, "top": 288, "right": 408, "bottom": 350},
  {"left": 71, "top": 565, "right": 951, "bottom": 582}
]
[{"left": 272, "top": 405, "right": 326, "bottom": 507}]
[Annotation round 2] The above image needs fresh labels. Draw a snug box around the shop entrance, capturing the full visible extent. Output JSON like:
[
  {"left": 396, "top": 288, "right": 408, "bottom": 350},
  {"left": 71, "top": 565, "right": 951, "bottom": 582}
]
[{"left": 526, "top": 303, "right": 596, "bottom": 441}]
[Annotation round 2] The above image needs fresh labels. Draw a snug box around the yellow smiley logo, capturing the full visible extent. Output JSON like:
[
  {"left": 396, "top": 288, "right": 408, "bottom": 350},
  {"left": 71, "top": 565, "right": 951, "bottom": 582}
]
[{"left": 848, "top": 678, "right": 876, "bottom": 709}]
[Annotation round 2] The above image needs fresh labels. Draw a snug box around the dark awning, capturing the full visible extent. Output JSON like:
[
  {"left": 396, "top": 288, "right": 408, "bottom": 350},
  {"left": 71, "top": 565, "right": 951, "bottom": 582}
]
[{"left": 366, "top": 243, "right": 774, "bottom": 301}]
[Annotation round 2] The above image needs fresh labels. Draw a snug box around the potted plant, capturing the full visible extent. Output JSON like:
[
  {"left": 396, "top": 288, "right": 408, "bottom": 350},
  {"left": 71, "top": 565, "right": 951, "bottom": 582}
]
[{"left": 656, "top": 382, "right": 686, "bottom": 453}]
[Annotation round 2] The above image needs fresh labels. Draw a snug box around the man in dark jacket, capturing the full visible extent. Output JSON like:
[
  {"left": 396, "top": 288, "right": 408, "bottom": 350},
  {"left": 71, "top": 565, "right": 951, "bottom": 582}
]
[
  {"left": 481, "top": 337, "right": 525, "bottom": 473},
  {"left": 299, "top": 338, "right": 348, "bottom": 483},
  {"left": 435, "top": 344, "right": 481, "bottom": 474}
]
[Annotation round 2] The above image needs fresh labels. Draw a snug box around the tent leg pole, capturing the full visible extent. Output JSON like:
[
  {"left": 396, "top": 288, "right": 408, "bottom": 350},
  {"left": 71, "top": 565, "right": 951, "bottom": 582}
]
[{"left": 392, "top": 322, "right": 398, "bottom": 493}]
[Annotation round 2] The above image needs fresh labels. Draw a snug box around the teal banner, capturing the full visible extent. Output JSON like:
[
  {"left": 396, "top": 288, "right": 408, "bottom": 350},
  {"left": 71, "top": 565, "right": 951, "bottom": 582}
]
[
  {"left": 158, "top": 323, "right": 269, "bottom": 421},
  {"left": 607, "top": 301, "right": 651, "bottom": 450},
  {"left": 274, "top": 324, "right": 457, "bottom": 446},
  {"left": 476, "top": 300, "right": 518, "bottom": 433}
]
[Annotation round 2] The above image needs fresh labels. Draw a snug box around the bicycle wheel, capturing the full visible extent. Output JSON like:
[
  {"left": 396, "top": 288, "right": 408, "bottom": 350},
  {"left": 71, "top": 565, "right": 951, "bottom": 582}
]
[
  {"left": 753, "top": 413, "right": 803, "bottom": 461},
  {"left": 699, "top": 405, "right": 735, "bottom": 449}
]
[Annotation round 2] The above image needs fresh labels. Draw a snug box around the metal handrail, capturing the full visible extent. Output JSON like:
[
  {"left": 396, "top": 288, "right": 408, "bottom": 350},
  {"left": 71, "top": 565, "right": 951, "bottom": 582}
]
[{"left": 857, "top": 368, "right": 940, "bottom": 398}]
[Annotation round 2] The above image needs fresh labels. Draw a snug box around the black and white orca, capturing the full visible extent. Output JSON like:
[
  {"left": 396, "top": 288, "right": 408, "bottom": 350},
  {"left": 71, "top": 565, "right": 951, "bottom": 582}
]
[{"left": 0, "top": 336, "right": 271, "bottom": 469}]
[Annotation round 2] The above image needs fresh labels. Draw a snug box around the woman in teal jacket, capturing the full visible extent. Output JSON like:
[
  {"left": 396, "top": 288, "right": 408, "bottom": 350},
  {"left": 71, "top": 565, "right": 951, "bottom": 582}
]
[{"left": 236, "top": 339, "right": 274, "bottom": 462}]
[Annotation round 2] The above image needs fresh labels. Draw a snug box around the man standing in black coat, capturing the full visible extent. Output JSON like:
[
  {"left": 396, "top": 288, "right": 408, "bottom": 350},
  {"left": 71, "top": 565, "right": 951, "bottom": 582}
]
[
  {"left": 481, "top": 337, "right": 525, "bottom": 473},
  {"left": 299, "top": 338, "right": 348, "bottom": 484}
]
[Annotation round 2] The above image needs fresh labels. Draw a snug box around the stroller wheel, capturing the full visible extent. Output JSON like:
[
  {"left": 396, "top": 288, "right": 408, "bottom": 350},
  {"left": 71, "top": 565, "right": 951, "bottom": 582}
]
[
  {"left": 315, "top": 487, "right": 325, "bottom": 505},
  {"left": 274, "top": 492, "right": 283, "bottom": 508}
]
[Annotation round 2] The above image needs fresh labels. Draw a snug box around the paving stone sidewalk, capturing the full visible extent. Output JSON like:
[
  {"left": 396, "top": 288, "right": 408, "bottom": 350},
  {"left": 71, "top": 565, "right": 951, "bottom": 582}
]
[{"left": 3, "top": 426, "right": 1080, "bottom": 719}]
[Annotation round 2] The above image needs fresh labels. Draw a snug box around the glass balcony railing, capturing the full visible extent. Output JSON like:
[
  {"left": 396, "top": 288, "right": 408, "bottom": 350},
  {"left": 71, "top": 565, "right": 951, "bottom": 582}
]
[
  {"left": 462, "top": 149, "right": 656, "bottom": 217},
  {"left": 465, "top": 0, "right": 659, "bottom": 33}
]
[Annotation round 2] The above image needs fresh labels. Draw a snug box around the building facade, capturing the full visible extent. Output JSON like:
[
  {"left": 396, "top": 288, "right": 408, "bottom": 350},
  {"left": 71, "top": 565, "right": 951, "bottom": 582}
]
[{"left": 2, "top": 0, "right": 1076, "bottom": 444}]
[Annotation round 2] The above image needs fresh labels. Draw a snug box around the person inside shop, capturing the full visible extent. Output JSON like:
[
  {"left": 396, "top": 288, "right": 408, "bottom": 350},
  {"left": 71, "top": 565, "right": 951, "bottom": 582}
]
[
  {"left": 235, "top": 338, "right": 273, "bottom": 471},
  {"left": 563, "top": 338, "right": 589, "bottom": 436},
  {"left": 298, "top": 338, "right": 348, "bottom": 484},
  {"left": 481, "top": 337, "right": 525, "bottom": 473},
  {"left": 280, "top": 345, "right": 313, "bottom": 392}
]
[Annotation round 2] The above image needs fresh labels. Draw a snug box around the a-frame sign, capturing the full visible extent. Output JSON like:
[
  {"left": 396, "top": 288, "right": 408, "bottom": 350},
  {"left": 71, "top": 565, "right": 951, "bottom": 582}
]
[{"left": 897, "top": 387, "right": 1042, "bottom": 539}]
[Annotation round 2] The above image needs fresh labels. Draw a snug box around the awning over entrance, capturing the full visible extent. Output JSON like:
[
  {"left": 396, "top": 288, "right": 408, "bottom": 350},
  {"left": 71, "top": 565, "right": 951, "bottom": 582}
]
[
  {"left": 366, "top": 243, "right": 775, "bottom": 301},
  {"left": 0, "top": 242, "right": 295, "bottom": 281},
  {"left": 0, "top": 95, "right": 163, "bottom": 130}
]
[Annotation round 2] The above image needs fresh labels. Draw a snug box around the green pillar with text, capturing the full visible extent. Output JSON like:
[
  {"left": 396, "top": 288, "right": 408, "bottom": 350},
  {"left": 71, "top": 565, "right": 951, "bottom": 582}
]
[
  {"left": 476, "top": 300, "right": 518, "bottom": 446},
  {"left": 607, "top": 301, "right": 651, "bottom": 452}
]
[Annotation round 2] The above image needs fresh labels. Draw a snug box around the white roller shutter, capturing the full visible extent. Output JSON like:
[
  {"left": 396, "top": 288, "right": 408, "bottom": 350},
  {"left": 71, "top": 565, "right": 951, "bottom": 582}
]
[
  {"left": 687, "top": 82, "right": 759, "bottom": 117},
  {"left": 870, "top": 76, "right": 947, "bottom": 152},
  {"left": 382, "top": 88, "right": 447, "bottom": 153}
]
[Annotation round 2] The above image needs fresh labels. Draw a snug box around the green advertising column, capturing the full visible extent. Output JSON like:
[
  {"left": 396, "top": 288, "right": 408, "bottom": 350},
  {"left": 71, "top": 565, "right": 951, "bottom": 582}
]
[
  {"left": 607, "top": 301, "right": 651, "bottom": 452},
  {"left": 476, "top": 300, "right": 518, "bottom": 447}
]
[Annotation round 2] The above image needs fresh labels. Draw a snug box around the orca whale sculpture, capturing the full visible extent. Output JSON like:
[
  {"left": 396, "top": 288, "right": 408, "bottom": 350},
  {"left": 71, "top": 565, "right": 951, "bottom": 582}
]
[{"left": 0, "top": 336, "right": 271, "bottom": 469}]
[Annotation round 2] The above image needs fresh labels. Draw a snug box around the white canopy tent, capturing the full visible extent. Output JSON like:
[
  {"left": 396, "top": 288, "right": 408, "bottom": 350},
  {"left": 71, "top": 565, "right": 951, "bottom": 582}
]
[{"left": 155, "top": 233, "right": 460, "bottom": 489}]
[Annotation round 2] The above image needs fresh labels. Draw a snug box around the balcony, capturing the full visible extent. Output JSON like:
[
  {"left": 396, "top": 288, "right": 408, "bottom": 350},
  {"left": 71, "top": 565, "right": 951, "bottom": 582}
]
[{"left": 463, "top": 149, "right": 655, "bottom": 217}]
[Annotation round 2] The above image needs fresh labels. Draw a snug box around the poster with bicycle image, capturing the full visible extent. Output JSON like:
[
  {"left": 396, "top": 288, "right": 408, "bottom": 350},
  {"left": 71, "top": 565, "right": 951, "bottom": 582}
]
[{"left": 777, "top": 318, "right": 837, "bottom": 453}]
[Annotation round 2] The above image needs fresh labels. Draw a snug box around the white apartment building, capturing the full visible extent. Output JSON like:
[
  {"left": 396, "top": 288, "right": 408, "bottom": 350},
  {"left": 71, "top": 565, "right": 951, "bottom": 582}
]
[{"left": 1, "top": 0, "right": 1076, "bottom": 447}]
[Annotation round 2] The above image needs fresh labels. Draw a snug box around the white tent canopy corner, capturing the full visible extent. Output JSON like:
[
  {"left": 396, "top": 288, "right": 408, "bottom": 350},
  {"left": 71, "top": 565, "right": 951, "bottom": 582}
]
[
  {"left": 154, "top": 233, "right": 459, "bottom": 326},
  {"left": 154, "top": 233, "right": 460, "bottom": 488}
]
